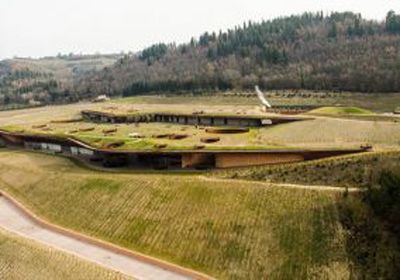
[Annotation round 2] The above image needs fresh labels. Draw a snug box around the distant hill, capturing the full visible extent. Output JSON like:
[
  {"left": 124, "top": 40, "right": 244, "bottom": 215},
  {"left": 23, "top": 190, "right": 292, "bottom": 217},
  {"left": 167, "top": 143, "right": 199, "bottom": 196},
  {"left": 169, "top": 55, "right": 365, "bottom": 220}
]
[
  {"left": 0, "top": 54, "right": 121, "bottom": 108},
  {"left": 76, "top": 11, "right": 400, "bottom": 98},
  {"left": 2, "top": 11, "right": 400, "bottom": 108}
]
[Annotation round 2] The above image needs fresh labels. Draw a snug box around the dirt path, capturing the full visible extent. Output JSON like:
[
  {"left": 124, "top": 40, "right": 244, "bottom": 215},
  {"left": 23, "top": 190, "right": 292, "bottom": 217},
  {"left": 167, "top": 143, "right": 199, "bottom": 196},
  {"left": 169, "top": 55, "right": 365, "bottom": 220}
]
[
  {"left": 199, "top": 176, "right": 364, "bottom": 192},
  {"left": 0, "top": 194, "right": 209, "bottom": 280}
]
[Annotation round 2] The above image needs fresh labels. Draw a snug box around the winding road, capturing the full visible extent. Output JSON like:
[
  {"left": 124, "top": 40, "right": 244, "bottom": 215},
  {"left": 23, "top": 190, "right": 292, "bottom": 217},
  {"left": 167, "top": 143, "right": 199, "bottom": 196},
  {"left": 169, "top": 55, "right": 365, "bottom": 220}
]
[{"left": 0, "top": 194, "right": 206, "bottom": 280}]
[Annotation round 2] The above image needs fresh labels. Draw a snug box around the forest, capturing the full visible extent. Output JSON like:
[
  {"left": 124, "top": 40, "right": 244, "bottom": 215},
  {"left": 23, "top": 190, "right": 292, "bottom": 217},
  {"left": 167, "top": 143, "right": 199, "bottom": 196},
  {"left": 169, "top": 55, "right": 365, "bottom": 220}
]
[
  {"left": 2, "top": 11, "right": 400, "bottom": 106},
  {"left": 0, "top": 54, "right": 120, "bottom": 108},
  {"left": 75, "top": 11, "right": 400, "bottom": 98}
]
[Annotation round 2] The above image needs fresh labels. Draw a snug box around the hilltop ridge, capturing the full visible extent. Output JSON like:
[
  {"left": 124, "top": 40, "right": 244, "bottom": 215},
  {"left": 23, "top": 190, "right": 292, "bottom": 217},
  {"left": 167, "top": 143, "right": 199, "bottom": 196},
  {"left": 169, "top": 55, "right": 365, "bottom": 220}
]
[{"left": 2, "top": 11, "right": 400, "bottom": 108}]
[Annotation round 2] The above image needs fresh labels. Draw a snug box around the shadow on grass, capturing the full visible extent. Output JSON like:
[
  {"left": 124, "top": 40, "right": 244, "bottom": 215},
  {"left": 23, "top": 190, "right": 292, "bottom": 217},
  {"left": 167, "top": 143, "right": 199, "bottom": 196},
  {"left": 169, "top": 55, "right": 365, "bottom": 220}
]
[
  {"left": 337, "top": 171, "right": 400, "bottom": 279},
  {"left": 1, "top": 147, "right": 203, "bottom": 176}
]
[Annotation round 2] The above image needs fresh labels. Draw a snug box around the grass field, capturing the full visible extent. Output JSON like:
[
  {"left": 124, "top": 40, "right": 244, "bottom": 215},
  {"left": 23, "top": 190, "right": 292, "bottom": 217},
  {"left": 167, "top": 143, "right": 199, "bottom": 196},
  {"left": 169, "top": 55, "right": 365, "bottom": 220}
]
[
  {"left": 0, "top": 228, "right": 132, "bottom": 280},
  {"left": 0, "top": 149, "right": 351, "bottom": 279},
  {"left": 0, "top": 91, "right": 399, "bottom": 120},
  {"left": 114, "top": 92, "right": 400, "bottom": 112},
  {"left": 259, "top": 118, "right": 400, "bottom": 150},
  {"left": 308, "top": 106, "right": 373, "bottom": 115},
  {"left": 214, "top": 151, "right": 400, "bottom": 188}
]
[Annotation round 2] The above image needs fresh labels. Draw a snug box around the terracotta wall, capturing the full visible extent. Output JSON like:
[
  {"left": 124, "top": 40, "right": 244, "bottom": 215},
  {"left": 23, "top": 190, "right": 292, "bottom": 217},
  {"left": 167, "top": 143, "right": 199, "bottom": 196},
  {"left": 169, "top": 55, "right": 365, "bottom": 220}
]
[
  {"left": 182, "top": 153, "right": 215, "bottom": 168},
  {"left": 215, "top": 153, "right": 304, "bottom": 168},
  {"left": 1, "top": 134, "right": 24, "bottom": 145}
]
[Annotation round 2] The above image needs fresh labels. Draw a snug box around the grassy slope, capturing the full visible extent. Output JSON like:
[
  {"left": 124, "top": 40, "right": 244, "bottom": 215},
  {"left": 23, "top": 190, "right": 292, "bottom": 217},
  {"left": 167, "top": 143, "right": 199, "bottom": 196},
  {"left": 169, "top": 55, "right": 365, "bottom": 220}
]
[
  {"left": 213, "top": 151, "right": 400, "bottom": 188},
  {"left": 258, "top": 118, "right": 400, "bottom": 150},
  {"left": 0, "top": 228, "right": 132, "bottom": 280},
  {"left": 0, "top": 150, "right": 350, "bottom": 279},
  {"left": 308, "top": 106, "right": 373, "bottom": 115}
]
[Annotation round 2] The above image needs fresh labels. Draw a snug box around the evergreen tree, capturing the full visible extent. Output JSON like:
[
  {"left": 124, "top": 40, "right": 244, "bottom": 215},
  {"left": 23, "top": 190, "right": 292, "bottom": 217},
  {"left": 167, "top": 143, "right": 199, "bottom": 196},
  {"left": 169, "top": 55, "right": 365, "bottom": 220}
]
[
  {"left": 328, "top": 22, "right": 337, "bottom": 38},
  {"left": 386, "top": 10, "right": 400, "bottom": 34}
]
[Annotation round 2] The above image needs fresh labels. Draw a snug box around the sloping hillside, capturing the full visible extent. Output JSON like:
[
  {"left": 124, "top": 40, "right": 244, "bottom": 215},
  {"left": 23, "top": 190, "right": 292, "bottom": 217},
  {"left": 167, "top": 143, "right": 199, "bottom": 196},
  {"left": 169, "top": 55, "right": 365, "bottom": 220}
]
[
  {"left": 0, "top": 54, "right": 120, "bottom": 108},
  {"left": 76, "top": 11, "right": 400, "bottom": 98},
  {"left": 2, "top": 11, "right": 400, "bottom": 108}
]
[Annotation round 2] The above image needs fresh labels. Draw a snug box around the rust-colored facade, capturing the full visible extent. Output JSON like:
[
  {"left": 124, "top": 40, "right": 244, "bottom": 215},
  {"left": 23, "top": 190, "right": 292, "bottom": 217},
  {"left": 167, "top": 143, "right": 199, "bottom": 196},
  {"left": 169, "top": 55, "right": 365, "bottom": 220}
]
[{"left": 182, "top": 153, "right": 215, "bottom": 168}]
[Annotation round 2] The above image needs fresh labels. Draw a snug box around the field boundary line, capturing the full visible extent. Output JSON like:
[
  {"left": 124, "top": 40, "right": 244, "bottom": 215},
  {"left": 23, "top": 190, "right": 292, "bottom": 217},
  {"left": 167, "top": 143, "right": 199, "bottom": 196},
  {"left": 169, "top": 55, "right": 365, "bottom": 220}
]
[
  {"left": 199, "top": 176, "right": 364, "bottom": 192},
  {"left": 0, "top": 190, "right": 215, "bottom": 280}
]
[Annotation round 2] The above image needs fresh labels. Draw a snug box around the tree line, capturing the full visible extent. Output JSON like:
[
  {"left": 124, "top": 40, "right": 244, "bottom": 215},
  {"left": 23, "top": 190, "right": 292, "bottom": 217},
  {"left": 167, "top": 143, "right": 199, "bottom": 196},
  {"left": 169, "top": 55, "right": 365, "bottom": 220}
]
[
  {"left": 2, "top": 11, "right": 400, "bottom": 107},
  {"left": 74, "top": 11, "right": 400, "bottom": 98}
]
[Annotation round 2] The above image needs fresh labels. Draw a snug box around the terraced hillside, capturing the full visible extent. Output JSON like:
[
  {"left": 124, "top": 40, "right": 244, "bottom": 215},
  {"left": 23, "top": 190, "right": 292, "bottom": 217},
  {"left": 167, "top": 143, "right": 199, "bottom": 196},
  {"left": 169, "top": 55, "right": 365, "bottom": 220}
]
[
  {"left": 0, "top": 228, "right": 132, "bottom": 280},
  {"left": 0, "top": 150, "right": 350, "bottom": 279}
]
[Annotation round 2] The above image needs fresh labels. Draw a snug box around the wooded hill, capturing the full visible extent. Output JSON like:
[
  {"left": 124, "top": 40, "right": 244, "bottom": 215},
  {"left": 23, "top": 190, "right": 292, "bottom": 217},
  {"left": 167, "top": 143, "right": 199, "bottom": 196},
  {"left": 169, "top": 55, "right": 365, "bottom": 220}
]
[
  {"left": 75, "top": 11, "right": 400, "bottom": 98},
  {"left": 0, "top": 54, "right": 120, "bottom": 108},
  {"left": 2, "top": 11, "right": 400, "bottom": 107}
]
